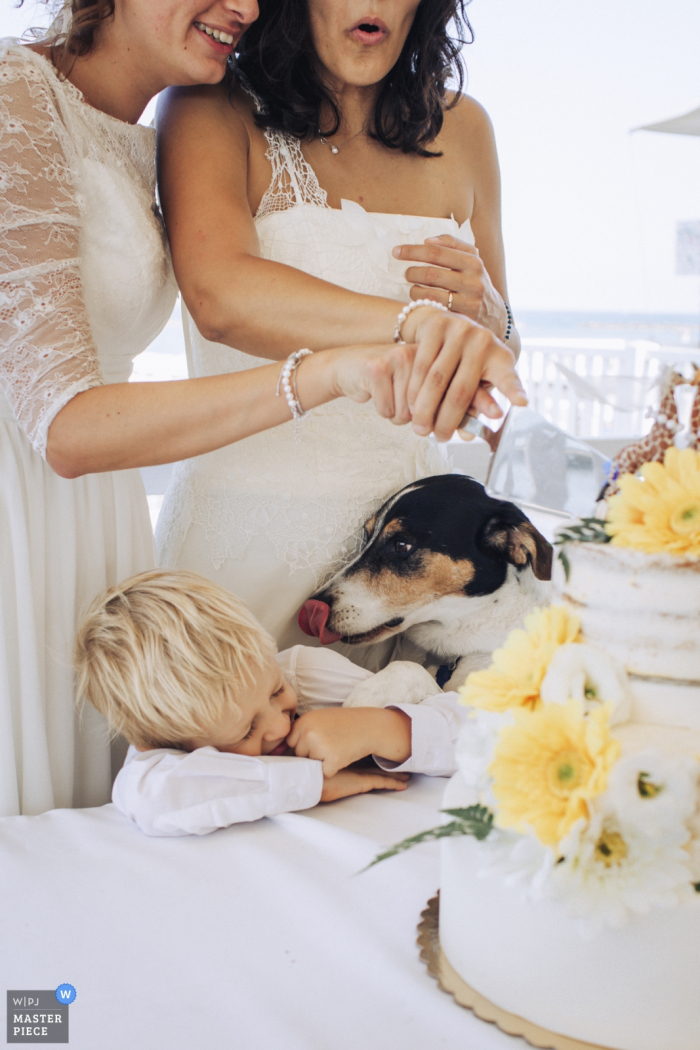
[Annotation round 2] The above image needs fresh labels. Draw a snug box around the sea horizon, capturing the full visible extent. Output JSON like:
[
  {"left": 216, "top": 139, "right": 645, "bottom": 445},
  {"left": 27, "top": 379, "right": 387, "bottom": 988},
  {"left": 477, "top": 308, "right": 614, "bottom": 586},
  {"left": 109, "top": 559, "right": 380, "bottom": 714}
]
[{"left": 515, "top": 309, "right": 700, "bottom": 348}]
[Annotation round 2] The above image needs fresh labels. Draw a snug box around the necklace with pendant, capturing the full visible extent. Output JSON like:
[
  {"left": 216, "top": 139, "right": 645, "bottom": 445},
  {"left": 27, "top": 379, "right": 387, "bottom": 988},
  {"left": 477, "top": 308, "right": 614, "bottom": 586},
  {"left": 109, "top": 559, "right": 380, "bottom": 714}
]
[{"left": 318, "top": 125, "right": 366, "bottom": 155}]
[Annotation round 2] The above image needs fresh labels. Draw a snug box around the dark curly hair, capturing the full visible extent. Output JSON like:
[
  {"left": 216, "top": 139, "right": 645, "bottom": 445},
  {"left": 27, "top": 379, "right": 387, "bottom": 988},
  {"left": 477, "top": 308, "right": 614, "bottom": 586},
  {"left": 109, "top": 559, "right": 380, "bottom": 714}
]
[
  {"left": 235, "top": 0, "right": 473, "bottom": 157},
  {"left": 19, "top": 1, "right": 115, "bottom": 58}
]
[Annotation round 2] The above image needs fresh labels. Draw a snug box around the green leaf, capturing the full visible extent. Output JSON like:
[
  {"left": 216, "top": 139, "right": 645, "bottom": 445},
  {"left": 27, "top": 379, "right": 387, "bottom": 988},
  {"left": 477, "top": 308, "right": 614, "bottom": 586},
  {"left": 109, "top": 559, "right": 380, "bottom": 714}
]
[
  {"left": 694, "top": 882, "right": 700, "bottom": 893},
  {"left": 554, "top": 517, "right": 611, "bottom": 549},
  {"left": 442, "top": 805, "right": 495, "bottom": 840},
  {"left": 557, "top": 547, "right": 571, "bottom": 581},
  {"left": 361, "top": 805, "right": 495, "bottom": 871}
]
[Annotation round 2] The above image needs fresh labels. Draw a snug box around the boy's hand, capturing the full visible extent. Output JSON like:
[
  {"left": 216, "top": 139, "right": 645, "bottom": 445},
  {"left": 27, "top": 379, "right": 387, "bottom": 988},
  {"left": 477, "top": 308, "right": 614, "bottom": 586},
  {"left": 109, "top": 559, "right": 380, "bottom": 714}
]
[
  {"left": 320, "top": 767, "right": 410, "bottom": 803},
  {"left": 287, "top": 707, "right": 412, "bottom": 777}
]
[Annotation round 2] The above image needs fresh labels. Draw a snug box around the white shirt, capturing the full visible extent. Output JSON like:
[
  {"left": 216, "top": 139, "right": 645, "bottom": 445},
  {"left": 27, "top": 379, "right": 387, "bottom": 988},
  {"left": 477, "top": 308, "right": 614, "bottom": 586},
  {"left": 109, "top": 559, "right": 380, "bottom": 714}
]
[{"left": 112, "top": 646, "right": 469, "bottom": 837}]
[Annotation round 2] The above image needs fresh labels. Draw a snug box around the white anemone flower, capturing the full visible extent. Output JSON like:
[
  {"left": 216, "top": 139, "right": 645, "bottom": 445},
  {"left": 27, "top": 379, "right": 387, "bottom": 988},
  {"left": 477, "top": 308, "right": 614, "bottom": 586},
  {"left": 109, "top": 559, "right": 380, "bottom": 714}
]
[
  {"left": 605, "top": 748, "right": 699, "bottom": 841},
  {"left": 455, "top": 709, "right": 511, "bottom": 807},
  {"left": 540, "top": 643, "right": 632, "bottom": 725},
  {"left": 476, "top": 827, "right": 554, "bottom": 900},
  {"left": 547, "top": 808, "right": 694, "bottom": 938}
]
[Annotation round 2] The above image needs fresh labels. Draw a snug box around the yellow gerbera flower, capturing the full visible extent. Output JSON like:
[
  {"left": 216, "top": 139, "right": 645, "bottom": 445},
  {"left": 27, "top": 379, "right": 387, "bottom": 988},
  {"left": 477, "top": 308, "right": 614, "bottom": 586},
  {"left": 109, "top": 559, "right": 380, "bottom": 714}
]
[
  {"left": 489, "top": 699, "right": 621, "bottom": 846},
  {"left": 606, "top": 447, "right": 700, "bottom": 556},
  {"left": 459, "top": 605, "right": 581, "bottom": 713}
]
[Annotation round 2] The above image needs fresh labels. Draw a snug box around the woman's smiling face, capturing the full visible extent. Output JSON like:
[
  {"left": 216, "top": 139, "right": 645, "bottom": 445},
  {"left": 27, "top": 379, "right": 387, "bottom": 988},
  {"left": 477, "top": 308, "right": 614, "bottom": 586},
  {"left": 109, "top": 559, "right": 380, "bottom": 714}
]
[
  {"left": 114, "top": 0, "right": 259, "bottom": 86},
  {"left": 307, "top": 0, "right": 421, "bottom": 91}
]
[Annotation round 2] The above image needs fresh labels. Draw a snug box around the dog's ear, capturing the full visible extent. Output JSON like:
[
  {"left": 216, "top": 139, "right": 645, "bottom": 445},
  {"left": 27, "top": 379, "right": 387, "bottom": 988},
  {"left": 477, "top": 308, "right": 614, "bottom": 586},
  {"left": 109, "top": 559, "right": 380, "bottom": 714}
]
[
  {"left": 481, "top": 508, "right": 553, "bottom": 581},
  {"left": 363, "top": 514, "right": 377, "bottom": 538}
]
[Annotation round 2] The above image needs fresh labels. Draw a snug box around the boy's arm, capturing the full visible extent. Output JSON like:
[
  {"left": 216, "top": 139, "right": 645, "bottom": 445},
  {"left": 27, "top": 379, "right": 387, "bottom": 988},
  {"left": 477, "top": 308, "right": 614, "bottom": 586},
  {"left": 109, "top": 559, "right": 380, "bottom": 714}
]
[
  {"left": 112, "top": 746, "right": 323, "bottom": 837},
  {"left": 288, "top": 692, "right": 470, "bottom": 778},
  {"left": 373, "top": 692, "right": 470, "bottom": 777}
]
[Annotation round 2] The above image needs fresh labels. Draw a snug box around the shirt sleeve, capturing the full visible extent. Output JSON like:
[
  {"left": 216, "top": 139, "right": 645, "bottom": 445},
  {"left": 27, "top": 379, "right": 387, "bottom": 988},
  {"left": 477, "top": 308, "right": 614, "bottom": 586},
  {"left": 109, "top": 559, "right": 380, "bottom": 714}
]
[
  {"left": 112, "top": 745, "right": 324, "bottom": 837},
  {"left": 276, "top": 645, "right": 374, "bottom": 711},
  {"left": 0, "top": 51, "right": 103, "bottom": 456},
  {"left": 373, "top": 692, "right": 470, "bottom": 777}
]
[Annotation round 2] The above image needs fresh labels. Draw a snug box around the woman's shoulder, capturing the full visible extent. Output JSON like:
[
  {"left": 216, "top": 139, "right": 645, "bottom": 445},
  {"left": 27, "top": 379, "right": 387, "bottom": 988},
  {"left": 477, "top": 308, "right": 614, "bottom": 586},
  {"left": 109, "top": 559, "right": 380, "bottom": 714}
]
[
  {"left": 156, "top": 80, "right": 255, "bottom": 146},
  {"left": 442, "top": 92, "right": 496, "bottom": 141},
  {"left": 1, "top": 42, "right": 60, "bottom": 88},
  {"left": 438, "top": 91, "right": 498, "bottom": 171},
  {"left": 0, "top": 43, "right": 71, "bottom": 137}
]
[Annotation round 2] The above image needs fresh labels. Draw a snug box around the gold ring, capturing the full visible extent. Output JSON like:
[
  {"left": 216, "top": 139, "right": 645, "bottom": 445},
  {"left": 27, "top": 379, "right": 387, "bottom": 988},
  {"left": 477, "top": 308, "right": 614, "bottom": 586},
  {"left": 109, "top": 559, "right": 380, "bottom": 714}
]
[{"left": 447, "top": 292, "right": 453, "bottom": 311}]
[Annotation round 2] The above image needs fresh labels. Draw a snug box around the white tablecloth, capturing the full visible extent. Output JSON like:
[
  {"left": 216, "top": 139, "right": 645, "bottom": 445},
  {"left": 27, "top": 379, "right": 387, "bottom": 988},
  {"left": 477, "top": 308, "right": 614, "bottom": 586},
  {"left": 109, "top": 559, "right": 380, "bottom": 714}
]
[{"left": 0, "top": 775, "right": 525, "bottom": 1049}]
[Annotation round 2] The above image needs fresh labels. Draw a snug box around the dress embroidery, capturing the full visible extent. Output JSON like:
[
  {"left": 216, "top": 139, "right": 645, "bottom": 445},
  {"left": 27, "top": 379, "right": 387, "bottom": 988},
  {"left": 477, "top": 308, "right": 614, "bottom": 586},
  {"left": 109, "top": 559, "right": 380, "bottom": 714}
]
[
  {"left": 0, "top": 45, "right": 174, "bottom": 456},
  {"left": 239, "top": 78, "right": 329, "bottom": 220}
]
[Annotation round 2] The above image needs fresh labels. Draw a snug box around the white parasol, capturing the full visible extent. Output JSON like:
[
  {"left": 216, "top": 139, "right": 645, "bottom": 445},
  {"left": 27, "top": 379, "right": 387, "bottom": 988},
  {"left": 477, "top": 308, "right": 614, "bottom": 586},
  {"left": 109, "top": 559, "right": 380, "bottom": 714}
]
[{"left": 635, "top": 105, "right": 700, "bottom": 137}]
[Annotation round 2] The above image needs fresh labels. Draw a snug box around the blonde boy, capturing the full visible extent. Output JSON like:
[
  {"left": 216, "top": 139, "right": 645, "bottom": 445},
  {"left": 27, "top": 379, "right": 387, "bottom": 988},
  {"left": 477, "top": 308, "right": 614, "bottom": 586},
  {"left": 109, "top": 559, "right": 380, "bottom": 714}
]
[{"left": 75, "top": 569, "right": 467, "bottom": 836}]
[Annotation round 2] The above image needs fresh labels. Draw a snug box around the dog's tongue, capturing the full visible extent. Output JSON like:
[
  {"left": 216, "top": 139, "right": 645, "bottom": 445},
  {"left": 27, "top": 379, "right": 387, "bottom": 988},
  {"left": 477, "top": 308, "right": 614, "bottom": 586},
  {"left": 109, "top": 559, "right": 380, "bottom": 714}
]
[{"left": 298, "top": 600, "right": 342, "bottom": 645}]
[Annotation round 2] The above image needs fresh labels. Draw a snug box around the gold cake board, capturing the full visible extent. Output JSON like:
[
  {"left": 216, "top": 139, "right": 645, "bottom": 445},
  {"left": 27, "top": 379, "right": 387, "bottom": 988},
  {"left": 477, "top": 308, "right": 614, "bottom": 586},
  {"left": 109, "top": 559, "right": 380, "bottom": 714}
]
[{"left": 417, "top": 894, "right": 614, "bottom": 1050}]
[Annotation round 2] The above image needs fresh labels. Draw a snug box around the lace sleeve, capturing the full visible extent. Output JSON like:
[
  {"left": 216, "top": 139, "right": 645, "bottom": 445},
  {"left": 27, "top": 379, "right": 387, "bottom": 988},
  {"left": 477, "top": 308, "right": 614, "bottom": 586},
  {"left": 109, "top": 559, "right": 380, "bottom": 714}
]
[{"left": 0, "top": 51, "right": 103, "bottom": 457}]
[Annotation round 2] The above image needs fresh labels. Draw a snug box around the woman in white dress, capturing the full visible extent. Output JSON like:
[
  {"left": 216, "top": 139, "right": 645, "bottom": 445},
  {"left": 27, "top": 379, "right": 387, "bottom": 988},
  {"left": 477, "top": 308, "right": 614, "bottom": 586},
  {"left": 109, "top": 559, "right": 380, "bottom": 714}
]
[
  {"left": 0, "top": 0, "right": 451, "bottom": 817},
  {"left": 155, "top": 0, "right": 524, "bottom": 658}
]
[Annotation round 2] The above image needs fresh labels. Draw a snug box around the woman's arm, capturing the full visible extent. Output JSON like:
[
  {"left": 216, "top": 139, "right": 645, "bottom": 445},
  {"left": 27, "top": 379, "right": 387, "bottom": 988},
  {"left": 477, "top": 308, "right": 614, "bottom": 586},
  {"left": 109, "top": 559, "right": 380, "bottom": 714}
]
[
  {"left": 46, "top": 342, "right": 416, "bottom": 478},
  {"left": 156, "top": 87, "right": 525, "bottom": 422},
  {"left": 0, "top": 63, "right": 432, "bottom": 479},
  {"left": 156, "top": 84, "right": 403, "bottom": 355},
  {"left": 393, "top": 96, "right": 522, "bottom": 359}
]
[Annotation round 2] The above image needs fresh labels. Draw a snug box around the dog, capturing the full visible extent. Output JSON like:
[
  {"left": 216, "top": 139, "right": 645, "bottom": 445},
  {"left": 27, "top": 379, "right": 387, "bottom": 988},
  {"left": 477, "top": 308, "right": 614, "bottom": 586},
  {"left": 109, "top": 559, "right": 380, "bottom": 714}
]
[{"left": 299, "top": 475, "right": 553, "bottom": 694}]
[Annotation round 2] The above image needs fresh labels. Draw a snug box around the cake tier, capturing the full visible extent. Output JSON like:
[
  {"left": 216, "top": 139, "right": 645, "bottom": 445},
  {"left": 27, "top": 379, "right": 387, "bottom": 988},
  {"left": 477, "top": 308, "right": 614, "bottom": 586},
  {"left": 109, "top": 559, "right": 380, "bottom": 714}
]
[
  {"left": 553, "top": 542, "right": 700, "bottom": 695},
  {"left": 440, "top": 773, "right": 700, "bottom": 1050}
]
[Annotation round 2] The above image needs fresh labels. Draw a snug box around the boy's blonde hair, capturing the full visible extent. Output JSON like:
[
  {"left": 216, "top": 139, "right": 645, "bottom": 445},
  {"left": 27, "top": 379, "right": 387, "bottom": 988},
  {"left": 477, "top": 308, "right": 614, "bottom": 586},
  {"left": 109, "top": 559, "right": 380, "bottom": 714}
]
[{"left": 74, "top": 569, "right": 277, "bottom": 750}]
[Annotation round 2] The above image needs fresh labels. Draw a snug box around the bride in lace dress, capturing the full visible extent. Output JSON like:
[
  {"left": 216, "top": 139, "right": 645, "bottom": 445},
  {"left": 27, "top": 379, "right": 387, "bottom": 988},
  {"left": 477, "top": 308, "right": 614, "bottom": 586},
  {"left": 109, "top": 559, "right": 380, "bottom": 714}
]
[
  {"left": 155, "top": 0, "right": 524, "bottom": 659},
  {"left": 1, "top": 0, "right": 439, "bottom": 816}
]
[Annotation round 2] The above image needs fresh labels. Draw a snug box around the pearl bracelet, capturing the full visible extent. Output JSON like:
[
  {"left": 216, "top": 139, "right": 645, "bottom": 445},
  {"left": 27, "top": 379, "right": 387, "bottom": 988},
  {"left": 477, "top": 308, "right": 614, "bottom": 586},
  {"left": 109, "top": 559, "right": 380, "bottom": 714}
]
[
  {"left": 276, "top": 348, "right": 313, "bottom": 438},
  {"left": 393, "top": 298, "right": 449, "bottom": 344}
]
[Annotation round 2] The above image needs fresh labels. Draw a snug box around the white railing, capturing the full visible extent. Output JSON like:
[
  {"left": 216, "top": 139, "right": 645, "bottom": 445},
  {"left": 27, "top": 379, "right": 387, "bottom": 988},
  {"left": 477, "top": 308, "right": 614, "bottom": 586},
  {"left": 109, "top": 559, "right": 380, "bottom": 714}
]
[{"left": 517, "top": 338, "right": 700, "bottom": 440}]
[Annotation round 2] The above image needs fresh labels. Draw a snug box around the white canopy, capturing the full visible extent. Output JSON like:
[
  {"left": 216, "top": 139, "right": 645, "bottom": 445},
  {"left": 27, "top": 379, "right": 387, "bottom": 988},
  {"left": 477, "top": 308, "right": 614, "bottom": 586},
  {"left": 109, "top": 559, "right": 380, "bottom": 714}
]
[{"left": 636, "top": 105, "right": 700, "bottom": 137}]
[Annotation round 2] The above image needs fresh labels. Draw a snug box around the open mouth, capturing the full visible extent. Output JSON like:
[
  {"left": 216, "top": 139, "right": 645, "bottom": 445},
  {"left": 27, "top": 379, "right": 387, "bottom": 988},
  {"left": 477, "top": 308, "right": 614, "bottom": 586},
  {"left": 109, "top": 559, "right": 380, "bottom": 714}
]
[
  {"left": 267, "top": 740, "right": 289, "bottom": 757},
  {"left": 349, "top": 18, "right": 389, "bottom": 45},
  {"left": 340, "top": 617, "right": 404, "bottom": 645},
  {"left": 194, "top": 21, "right": 236, "bottom": 52}
]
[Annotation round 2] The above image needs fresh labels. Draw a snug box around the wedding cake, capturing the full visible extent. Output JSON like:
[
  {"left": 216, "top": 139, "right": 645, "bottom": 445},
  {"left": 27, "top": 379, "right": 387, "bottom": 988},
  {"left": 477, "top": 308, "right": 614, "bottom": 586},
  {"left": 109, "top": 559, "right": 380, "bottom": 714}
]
[{"left": 439, "top": 447, "right": 700, "bottom": 1050}]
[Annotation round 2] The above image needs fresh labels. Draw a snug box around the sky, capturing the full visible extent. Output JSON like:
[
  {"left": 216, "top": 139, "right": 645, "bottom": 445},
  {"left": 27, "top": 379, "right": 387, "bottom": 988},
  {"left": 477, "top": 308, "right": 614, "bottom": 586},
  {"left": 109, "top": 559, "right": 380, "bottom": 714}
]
[{"left": 2, "top": 0, "right": 699, "bottom": 316}]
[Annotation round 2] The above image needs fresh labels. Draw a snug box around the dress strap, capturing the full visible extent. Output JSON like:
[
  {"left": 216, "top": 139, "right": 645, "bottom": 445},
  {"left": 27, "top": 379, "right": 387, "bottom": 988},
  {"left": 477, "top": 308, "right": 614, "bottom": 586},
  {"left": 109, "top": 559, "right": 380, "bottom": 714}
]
[{"left": 237, "top": 75, "right": 328, "bottom": 219}]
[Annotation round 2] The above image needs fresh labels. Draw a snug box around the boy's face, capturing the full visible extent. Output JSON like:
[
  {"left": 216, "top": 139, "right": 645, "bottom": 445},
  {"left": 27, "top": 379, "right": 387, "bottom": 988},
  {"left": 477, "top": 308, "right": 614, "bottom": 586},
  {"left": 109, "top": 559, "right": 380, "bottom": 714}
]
[{"left": 189, "top": 657, "right": 298, "bottom": 757}]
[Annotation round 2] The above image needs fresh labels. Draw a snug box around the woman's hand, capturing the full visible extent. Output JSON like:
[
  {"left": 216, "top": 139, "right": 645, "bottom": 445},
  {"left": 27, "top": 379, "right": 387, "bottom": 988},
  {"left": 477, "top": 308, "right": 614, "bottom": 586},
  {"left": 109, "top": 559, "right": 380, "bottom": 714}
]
[
  {"left": 398, "top": 307, "right": 526, "bottom": 442},
  {"left": 393, "top": 234, "right": 509, "bottom": 339},
  {"left": 321, "top": 330, "right": 525, "bottom": 443},
  {"left": 322, "top": 342, "right": 417, "bottom": 427},
  {"left": 320, "top": 767, "right": 409, "bottom": 803}
]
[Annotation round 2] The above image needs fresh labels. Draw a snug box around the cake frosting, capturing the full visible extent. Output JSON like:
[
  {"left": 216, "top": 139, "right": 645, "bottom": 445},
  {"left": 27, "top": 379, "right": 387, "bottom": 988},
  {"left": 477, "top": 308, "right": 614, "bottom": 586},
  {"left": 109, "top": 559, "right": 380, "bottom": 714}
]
[
  {"left": 440, "top": 771, "right": 700, "bottom": 1050},
  {"left": 554, "top": 542, "right": 700, "bottom": 690},
  {"left": 439, "top": 538, "right": 700, "bottom": 1050}
]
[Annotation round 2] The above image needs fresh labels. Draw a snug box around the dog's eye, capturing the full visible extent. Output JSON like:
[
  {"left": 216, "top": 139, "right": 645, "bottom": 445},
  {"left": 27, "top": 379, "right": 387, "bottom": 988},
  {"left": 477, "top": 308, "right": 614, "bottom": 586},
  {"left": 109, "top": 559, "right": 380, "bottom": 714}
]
[{"left": 394, "top": 540, "right": 413, "bottom": 556}]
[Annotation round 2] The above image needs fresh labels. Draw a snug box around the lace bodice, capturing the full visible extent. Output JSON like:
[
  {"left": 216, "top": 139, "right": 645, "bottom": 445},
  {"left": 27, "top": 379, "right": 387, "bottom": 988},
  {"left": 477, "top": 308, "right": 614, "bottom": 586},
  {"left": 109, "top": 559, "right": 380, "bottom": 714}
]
[{"left": 0, "top": 42, "right": 177, "bottom": 456}]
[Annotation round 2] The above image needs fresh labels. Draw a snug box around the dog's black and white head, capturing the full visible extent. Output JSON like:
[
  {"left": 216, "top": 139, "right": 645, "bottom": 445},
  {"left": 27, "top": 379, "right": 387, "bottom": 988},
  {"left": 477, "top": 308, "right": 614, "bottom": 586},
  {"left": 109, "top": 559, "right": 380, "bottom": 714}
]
[{"left": 300, "top": 475, "right": 552, "bottom": 661}]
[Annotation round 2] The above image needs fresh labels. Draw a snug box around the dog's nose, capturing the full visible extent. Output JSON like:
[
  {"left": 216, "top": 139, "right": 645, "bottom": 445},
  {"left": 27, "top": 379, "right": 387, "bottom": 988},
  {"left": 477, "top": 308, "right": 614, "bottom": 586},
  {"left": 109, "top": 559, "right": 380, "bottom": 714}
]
[{"left": 298, "top": 600, "right": 342, "bottom": 644}]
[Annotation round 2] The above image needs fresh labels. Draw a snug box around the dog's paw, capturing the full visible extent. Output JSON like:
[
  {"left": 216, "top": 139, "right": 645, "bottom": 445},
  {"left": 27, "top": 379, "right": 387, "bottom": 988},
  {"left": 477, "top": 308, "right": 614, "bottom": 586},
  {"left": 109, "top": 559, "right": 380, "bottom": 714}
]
[{"left": 343, "top": 661, "right": 439, "bottom": 708}]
